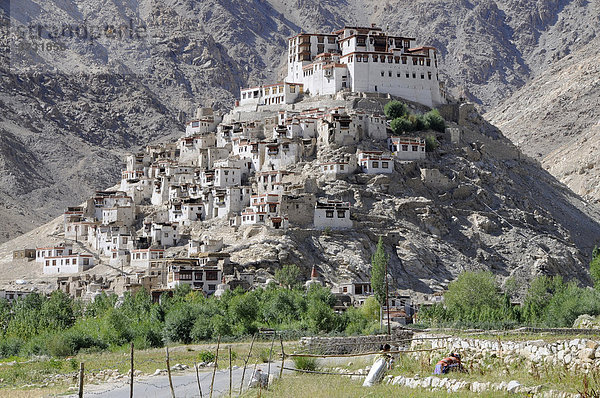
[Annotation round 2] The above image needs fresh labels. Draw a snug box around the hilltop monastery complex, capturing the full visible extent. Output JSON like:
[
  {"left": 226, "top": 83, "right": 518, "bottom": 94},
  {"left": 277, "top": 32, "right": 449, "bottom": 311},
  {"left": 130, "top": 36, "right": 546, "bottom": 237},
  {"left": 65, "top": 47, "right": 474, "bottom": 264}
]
[{"left": 6, "top": 26, "right": 449, "bottom": 312}]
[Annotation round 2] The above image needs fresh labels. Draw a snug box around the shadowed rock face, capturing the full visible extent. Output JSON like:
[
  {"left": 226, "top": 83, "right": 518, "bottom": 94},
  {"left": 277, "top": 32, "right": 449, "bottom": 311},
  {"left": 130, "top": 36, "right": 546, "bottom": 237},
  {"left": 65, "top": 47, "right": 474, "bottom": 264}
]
[{"left": 0, "top": 0, "right": 599, "bottom": 273}]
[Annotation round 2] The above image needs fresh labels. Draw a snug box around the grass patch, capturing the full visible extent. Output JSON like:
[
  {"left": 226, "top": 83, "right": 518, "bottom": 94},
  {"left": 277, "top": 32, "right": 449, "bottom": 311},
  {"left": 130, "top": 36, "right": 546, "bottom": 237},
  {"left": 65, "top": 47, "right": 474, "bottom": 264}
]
[
  {"left": 292, "top": 356, "right": 318, "bottom": 371},
  {"left": 242, "top": 374, "right": 513, "bottom": 397}
]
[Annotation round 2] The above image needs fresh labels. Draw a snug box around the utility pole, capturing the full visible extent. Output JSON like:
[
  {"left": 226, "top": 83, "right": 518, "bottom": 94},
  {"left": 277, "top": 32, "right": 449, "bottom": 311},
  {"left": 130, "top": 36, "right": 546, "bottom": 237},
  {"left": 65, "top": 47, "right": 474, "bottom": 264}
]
[{"left": 384, "top": 261, "right": 391, "bottom": 336}]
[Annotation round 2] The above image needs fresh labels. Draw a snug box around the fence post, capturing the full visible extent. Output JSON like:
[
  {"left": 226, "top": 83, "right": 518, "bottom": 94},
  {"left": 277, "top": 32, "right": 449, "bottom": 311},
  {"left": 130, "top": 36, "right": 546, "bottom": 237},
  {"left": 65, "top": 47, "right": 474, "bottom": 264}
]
[
  {"left": 279, "top": 334, "right": 285, "bottom": 380},
  {"left": 239, "top": 333, "right": 256, "bottom": 394},
  {"left": 266, "top": 334, "right": 275, "bottom": 387},
  {"left": 130, "top": 342, "right": 134, "bottom": 398},
  {"left": 209, "top": 335, "right": 221, "bottom": 398},
  {"left": 229, "top": 346, "right": 232, "bottom": 397},
  {"left": 78, "top": 362, "right": 84, "bottom": 398},
  {"left": 166, "top": 345, "right": 176, "bottom": 398},
  {"left": 195, "top": 362, "right": 203, "bottom": 398}
]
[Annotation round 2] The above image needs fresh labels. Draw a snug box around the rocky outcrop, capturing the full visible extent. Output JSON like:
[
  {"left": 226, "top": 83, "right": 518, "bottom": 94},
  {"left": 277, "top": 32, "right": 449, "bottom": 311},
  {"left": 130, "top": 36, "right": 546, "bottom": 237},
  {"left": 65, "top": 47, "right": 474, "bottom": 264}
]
[{"left": 2, "top": 0, "right": 600, "bottom": 242}]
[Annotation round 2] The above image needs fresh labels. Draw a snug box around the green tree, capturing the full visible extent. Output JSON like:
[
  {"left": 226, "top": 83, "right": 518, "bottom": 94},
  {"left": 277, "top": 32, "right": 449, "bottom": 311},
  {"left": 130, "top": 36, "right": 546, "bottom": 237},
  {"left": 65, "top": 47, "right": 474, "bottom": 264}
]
[
  {"left": 370, "top": 237, "right": 388, "bottom": 306},
  {"left": 275, "top": 264, "right": 302, "bottom": 289},
  {"left": 522, "top": 275, "right": 554, "bottom": 324},
  {"left": 590, "top": 246, "right": 600, "bottom": 288},
  {"left": 424, "top": 109, "right": 446, "bottom": 132},
  {"left": 390, "top": 117, "right": 414, "bottom": 134},
  {"left": 444, "top": 271, "right": 502, "bottom": 322},
  {"left": 360, "top": 296, "right": 380, "bottom": 322},
  {"left": 384, "top": 100, "right": 408, "bottom": 120}
]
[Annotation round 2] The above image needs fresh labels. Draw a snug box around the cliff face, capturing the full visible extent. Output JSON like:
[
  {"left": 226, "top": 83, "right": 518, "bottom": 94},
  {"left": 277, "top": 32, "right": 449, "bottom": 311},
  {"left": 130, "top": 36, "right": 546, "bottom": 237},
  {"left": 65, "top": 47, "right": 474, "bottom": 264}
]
[
  {"left": 486, "top": 38, "right": 600, "bottom": 203},
  {"left": 1, "top": 0, "right": 600, "bottom": 244}
]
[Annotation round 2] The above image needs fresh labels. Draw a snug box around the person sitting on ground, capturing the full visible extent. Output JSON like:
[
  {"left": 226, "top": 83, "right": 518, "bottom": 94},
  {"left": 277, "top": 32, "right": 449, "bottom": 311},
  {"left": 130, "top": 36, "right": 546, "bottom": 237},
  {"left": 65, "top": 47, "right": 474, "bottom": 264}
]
[{"left": 433, "top": 353, "right": 462, "bottom": 375}]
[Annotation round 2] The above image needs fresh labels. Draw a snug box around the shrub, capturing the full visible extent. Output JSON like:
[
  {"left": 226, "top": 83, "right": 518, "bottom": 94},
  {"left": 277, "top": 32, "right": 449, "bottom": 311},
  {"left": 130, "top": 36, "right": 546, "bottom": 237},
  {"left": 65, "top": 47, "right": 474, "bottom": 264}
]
[
  {"left": 425, "top": 135, "right": 439, "bottom": 152},
  {"left": 0, "top": 336, "right": 23, "bottom": 358},
  {"left": 197, "top": 350, "right": 216, "bottom": 363},
  {"left": 293, "top": 356, "right": 318, "bottom": 371},
  {"left": 424, "top": 109, "right": 446, "bottom": 132},
  {"left": 390, "top": 117, "right": 414, "bottom": 134},
  {"left": 384, "top": 100, "right": 408, "bottom": 120}
]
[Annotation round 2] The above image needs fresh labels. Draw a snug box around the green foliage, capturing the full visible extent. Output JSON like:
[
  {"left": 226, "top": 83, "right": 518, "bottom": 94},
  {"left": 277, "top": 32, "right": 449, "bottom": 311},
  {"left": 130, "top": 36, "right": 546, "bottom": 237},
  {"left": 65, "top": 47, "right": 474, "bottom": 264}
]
[
  {"left": 384, "top": 100, "right": 408, "bottom": 120},
  {"left": 293, "top": 356, "right": 318, "bottom": 371},
  {"left": 590, "top": 246, "right": 600, "bottom": 289},
  {"left": 360, "top": 296, "right": 380, "bottom": 322},
  {"left": 443, "top": 271, "right": 506, "bottom": 324},
  {"left": 0, "top": 284, "right": 383, "bottom": 359},
  {"left": 390, "top": 117, "right": 414, "bottom": 134},
  {"left": 424, "top": 109, "right": 446, "bottom": 133},
  {"left": 371, "top": 237, "right": 388, "bottom": 306},
  {"left": 425, "top": 135, "right": 439, "bottom": 152},
  {"left": 197, "top": 350, "right": 216, "bottom": 363},
  {"left": 275, "top": 264, "right": 302, "bottom": 289}
]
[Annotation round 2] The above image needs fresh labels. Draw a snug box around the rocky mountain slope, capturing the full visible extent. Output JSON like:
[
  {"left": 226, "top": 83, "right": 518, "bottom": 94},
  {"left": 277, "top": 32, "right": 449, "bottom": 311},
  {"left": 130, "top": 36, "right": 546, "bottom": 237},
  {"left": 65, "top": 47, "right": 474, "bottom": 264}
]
[
  {"left": 486, "top": 37, "right": 600, "bottom": 203},
  {"left": 1, "top": 0, "right": 600, "bottom": 243}
]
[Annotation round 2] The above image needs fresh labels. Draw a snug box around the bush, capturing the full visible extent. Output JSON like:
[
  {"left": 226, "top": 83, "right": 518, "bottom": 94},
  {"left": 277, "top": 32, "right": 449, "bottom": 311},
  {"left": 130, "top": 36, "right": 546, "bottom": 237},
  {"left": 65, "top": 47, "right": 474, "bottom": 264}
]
[
  {"left": 425, "top": 135, "right": 439, "bottom": 152},
  {"left": 45, "top": 329, "right": 107, "bottom": 357},
  {"left": 424, "top": 109, "right": 446, "bottom": 132},
  {"left": 198, "top": 350, "right": 216, "bottom": 363},
  {"left": 390, "top": 117, "right": 414, "bottom": 134},
  {"left": 293, "top": 356, "right": 318, "bottom": 371},
  {"left": 0, "top": 336, "right": 23, "bottom": 358},
  {"left": 384, "top": 100, "right": 408, "bottom": 120}
]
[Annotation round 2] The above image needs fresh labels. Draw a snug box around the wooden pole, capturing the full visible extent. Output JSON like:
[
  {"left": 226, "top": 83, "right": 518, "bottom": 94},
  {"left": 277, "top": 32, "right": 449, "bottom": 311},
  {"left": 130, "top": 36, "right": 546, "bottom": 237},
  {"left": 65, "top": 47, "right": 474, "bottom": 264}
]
[
  {"left": 166, "top": 345, "right": 176, "bottom": 398},
  {"left": 384, "top": 261, "right": 391, "bottom": 336},
  {"left": 195, "top": 362, "right": 203, "bottom": 398},
  {"left": 278, "top": 334, "right": 285, "bottom": 380},
  {"left": 130, "top": 342, "right": 134, "bottom": 398},
  {"left": 78, "top": 362, "right": 84, "bottom": 398},
  {"left": 239, "top": 333, "right": 256, "bottom": 394},
  {"left": 209, "top": 336, "right": 221, "bottom": 398},
  {"left": 229, "top": 346, "right": 233, "bottom": 397},
  {"left": 266, "top": 334, "right": 275, "bottom": 387}
]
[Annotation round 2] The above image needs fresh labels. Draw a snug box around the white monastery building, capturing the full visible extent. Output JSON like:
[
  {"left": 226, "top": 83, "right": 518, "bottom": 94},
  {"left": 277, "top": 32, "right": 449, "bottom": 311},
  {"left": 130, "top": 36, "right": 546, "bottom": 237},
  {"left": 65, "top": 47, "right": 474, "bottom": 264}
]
[
  {"left": 314, "top": 199, "right": 352, "bottom": 229},
  {"left": 284, "top": 25, "right": 445, "bottom": 108}
]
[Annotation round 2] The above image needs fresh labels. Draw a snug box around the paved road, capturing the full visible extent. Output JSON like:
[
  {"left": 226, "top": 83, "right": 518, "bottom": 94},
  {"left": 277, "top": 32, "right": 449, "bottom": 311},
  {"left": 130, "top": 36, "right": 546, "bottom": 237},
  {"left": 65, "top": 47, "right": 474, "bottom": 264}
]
[{"left": 70, "top": 362, "right": 290, "bottom": 398}]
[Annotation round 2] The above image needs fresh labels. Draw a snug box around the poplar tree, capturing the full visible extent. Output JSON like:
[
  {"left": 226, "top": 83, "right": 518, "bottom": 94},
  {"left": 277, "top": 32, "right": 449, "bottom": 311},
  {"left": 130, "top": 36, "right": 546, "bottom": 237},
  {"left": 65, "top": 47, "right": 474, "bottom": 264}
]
[{"left": 370, "top": 237, "right": 388, "bottom": 305}]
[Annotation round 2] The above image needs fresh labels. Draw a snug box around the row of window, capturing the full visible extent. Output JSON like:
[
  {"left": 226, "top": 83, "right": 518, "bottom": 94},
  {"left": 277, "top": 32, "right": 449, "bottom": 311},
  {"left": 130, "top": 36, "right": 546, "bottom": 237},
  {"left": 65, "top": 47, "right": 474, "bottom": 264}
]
[
  {"left": 325, "top": 210, "right": 347, "bottom": 218},
  {"left": 348, "top": 54, "right": 433, "bottom": 67}
]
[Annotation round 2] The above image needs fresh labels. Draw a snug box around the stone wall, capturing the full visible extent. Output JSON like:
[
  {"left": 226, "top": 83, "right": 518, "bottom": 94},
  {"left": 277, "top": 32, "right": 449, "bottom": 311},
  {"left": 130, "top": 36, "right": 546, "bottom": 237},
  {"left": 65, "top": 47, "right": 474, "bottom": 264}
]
[
  {"left": 413, "top": 334, "right": 600, "bottom": 373},
  {"left": 299, "top": 329, "right": 414, "bottom": 354}
]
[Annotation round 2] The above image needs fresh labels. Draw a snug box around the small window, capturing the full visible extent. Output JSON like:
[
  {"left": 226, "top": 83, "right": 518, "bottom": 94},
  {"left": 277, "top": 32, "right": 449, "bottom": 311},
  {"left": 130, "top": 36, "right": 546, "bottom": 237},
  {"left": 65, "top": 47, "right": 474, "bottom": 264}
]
[
  {"left": 373, "top": 161, "right": 379, "bottom": 168},
  {"left": 382, "top": 161, "right": 389, "bottom": 168},
  {"left": 326, "top": 210, "right": 334, "bottom": 218},
  {"left": 388, "top": 71, "right": 392, "bottom": 77},
  {"left": 412, "top": 145, "right": 418, "bottom": 151},
  {"left": 380, "top": 71, "right": 384, "bottom": 77},
  {"left": 402, "top": 144, "right": 408, "bottom": 151},
  {"left": 337, "top": 210, "right": 345, "bottom": 218}
]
